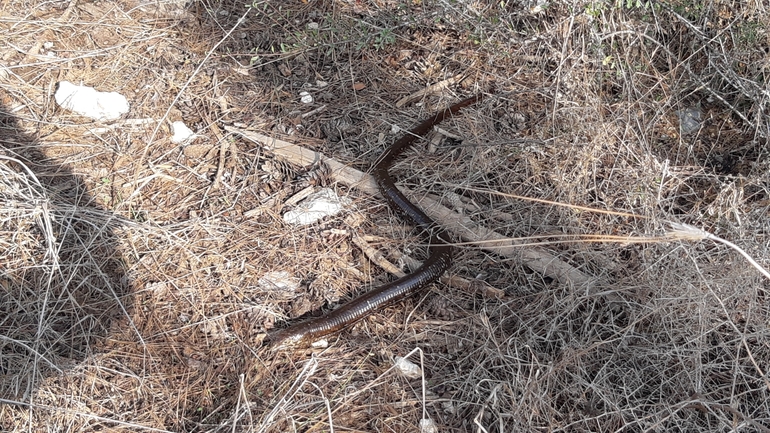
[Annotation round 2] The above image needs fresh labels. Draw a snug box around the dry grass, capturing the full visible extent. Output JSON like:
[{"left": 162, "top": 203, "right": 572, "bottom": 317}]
[{"left": 1, "top": 0, "right": 769, "bottom": 431}]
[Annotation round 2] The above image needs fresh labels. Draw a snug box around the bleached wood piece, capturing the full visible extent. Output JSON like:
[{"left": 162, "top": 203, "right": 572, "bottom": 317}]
[{"left": 225, "top": 126, "right": 595, "bottom": 286}]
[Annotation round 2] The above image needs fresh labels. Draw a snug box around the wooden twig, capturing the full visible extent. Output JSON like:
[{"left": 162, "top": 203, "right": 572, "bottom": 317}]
[
  {"left": 225, "top": 126, "right": 596, "bottom": 287},
  {"left": 395, "top": 75, "right": 465, "bottom": 108},
  {"left": 352, "top": 235, "right": 505, "bottom": 299},
  {"left": 351, "top": 235, "right": 406, "bottom": 278}
]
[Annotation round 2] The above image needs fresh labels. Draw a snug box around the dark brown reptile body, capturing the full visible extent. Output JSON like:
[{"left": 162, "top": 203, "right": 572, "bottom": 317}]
[{"left": 266, "top": 94, "right": 485, "bottom": 348}]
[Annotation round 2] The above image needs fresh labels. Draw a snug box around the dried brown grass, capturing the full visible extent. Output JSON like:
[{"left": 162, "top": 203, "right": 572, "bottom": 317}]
[{"left": 1, "top": 0, "right": 769, "bottom": 431}]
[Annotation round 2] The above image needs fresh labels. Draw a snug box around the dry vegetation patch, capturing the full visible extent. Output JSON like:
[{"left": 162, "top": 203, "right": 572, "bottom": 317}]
[{"left": 1, "top": 0, "right": 769, "bottom": 431}]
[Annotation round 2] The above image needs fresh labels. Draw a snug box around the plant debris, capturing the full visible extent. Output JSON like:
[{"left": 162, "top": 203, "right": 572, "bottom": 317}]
[{"left": 2, "top": 0, "right": 769, "bottom": 431}]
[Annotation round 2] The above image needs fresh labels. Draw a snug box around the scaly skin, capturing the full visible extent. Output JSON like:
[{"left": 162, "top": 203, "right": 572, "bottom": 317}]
[{"left": 266, "top": 93, "right": 486, "bottom": 349}]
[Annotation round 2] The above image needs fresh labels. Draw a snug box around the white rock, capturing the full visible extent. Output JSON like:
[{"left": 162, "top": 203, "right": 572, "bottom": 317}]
[
  {"left": 54, "top": 81, "right": 129, "bottom": 121},
  {"left": 299, "top": 91, "right": 313, "bottom": 104},
  {"left": 258, "top": 271, "right": 300, "bottom": 293},
  {"left": 310, "top": 339, "right": 329, "bottom": 349},
  {"left": 395, "top": 356, "right": 422, "bottom": 379},
  {"left": 171, "top": 120, "right": 196, "bottom": 143},
  {"left": 283, "top": 188, "right": 350, "bottom": 226},
  {"left": 419, "top": 418, "right": 438, "bottom": 433}
]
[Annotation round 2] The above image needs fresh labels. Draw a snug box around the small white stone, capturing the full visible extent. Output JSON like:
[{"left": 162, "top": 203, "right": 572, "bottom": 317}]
[
  {"left": 258, "top": 271, "right": 300, "bottom": 292},
  {"left": 54, "top": 81, "right": 129, "bottom": 121},
  {"left": 171, "top": 121, "right": 196, "bottom": 143},
  {"left": 283, "top": 188, "right": 350, "bottom": 226},
  {"left": 299, "top": 91, "right": 313, "bottom": 104},
  {"left": 310, "top": 339, "right": 328, "bottom": 349},
  {"left": 530, "top": 0, "right": 548, "bottom": 13},
  {"left": 419, "top": 418, "right": 438, "bottom": 433},
  {"left": 395, "top": 356, "right": 422, "bottom": 379}
]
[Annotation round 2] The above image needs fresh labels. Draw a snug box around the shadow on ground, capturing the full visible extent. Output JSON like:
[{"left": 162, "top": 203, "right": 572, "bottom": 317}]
[{"left": 0, "top": 102, "right": 129, "bottom": 400}]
